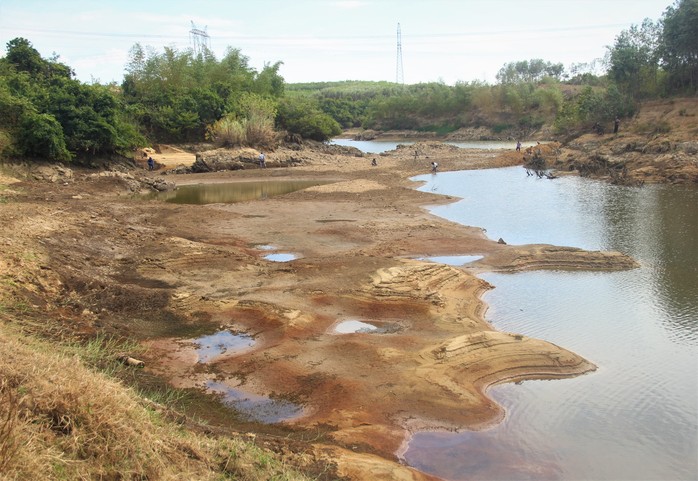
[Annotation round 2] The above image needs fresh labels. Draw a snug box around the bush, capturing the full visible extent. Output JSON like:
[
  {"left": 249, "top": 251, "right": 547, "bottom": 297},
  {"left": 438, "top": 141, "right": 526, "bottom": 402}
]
[
  {"left": 0, "top": 129, "right": 12, "bottom": 158},
  {"left": 277, "top": 96, "right": 341, "bottom": 141},
  {"left": 208, "top": 115, "right": 246, "bottom": 146},
  {"left": 244, "top": 111, "right": 276, "bottom": 147},
  {"left": 16, "top": 112, "right": 71, "bottom": 161}
]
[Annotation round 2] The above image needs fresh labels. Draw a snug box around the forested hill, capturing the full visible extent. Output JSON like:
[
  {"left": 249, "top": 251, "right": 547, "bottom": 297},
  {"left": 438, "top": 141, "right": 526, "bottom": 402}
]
[{"left": 0, "top": 0, "right": 696, "bottom": 163}]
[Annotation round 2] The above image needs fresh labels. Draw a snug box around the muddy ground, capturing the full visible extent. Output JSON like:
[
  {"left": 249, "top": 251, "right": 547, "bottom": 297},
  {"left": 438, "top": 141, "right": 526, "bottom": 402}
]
[{"left": 1, "top": 142, "right": 641, "bottom": 480}]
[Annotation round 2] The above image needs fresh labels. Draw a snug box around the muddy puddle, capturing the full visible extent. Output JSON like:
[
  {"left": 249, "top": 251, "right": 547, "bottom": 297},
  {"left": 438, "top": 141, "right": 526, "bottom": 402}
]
[
  {"left": 154, "top": 329, "right": 306, "bottom": 424},
  {"left": 417, "top": 255, "right": 483, "bottom": 266},
  {"left": 192, "top": 330, "right": 255, "bottom": 363},
  {"left": 206, "top": 380, "right": 305, "bottom": 423},
  {"left": 147, "top": 179, "right": 330, "bottom": 204},
  {"left": 255, "top": 244, "right": 298, "bottom": 262},
  {"left": 331, "top": 320, "right": 402, "bottom": 334},
  {"left": 264, "top": 253, "right": 297, "bottom": 262}
]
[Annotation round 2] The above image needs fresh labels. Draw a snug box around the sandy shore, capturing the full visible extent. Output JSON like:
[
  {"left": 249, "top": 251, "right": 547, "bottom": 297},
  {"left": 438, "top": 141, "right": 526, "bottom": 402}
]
[{"left": 0, "top": 141, "right": 638, "bottom": 480}]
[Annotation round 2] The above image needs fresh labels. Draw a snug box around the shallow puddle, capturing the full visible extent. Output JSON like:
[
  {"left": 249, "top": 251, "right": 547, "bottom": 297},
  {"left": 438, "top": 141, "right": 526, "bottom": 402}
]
[
  {"left": 264, "top": 253, "right": 297, "bottom": 262},
  {"left": 192, "top": 330, "right": 255, "bottom": 363},
  {"left": 332, "top": 320, "right": 402, "bottom": 334},
  {"left": 334, "top": 320, "right": 379, "bottom": 334},
  {"left": 147, "top": 180, "right": 330, "bottom": 205},
  {"left": 418, "top": 255, "right": 483, "bottom": 266},
  {"left": 206, "top": 380, "right": 304, "bottom": 423}
]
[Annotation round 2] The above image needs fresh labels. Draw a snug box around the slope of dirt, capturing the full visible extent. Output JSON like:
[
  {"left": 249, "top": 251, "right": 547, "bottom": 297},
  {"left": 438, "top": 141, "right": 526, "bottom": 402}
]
[
  {"left": 0, "top": 142, "right": 638, "bottom": 480},
  {"left": 555, "top": 97, "right": 698, "bottom": 184}
]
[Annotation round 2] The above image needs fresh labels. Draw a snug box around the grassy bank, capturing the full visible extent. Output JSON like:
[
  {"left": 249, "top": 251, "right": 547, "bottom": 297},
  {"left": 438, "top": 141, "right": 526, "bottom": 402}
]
[{"left": 0, "top": 323, "right": 319, "bottom": 480}]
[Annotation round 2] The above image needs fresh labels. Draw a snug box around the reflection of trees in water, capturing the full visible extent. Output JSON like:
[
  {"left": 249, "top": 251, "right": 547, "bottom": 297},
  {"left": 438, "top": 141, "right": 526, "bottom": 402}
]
[
  {"left": 591, "top": 183, "right": 698, "bottom": 343},
  {"left": 653, "top": 186, "right": 698, "bottom": 343},
  {"left": 159, "top": 180, "right": 325, "bottom": 205}
]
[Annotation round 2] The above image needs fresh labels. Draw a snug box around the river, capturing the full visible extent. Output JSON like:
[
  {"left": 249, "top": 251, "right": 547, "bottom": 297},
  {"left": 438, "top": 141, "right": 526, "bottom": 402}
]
[
  {"left": 402, "top": 166, "right": 698, "bottom": 480},
  {"left": 330, "top": 138, "right": 537, "bottom": 153}
]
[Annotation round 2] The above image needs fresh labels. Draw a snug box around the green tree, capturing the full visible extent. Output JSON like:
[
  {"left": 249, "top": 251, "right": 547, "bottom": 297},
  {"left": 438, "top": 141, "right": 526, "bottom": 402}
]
[
  {"left": 276, "top": 96, "right": 341, "bottom": 141},
  {"left": 496, "top": 59, "right": 565, "bottom": 84},
  {"left": 607, "top": 19, "right": 661, "bottom": 98},
  {"left": 16, "top": 112, "right": 70, "bottom": 160},
  {"left": 1, "top": 37, "right": 143, "bottom": 160},
  {"left": 660, "top": 0, "right": 698, "bottom": 92}
]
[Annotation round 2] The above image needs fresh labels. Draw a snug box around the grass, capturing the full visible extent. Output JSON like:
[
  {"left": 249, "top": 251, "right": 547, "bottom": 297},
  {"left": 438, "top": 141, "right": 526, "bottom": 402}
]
[{"left": 0, "top": 325, "right": 320, "bottom": 480}]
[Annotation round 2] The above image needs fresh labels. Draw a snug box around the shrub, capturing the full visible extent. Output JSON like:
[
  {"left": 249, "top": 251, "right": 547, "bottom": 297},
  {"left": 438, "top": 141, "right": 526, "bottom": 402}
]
[
  {"left": 16, "top": 112, "right": 71, "bottom": 161},
  {"left": 208, "top": 115, "right": 246, "bottom": 146},
  {"left": 244, "top": 111, "right": 276, "bottom": 147}
]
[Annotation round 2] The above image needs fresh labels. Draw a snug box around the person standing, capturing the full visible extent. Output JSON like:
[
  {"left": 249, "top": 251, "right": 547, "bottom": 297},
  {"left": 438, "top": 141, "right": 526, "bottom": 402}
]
[
  {"left": 614, "top": 116, "right": 620, "bottom": 134},
  {"left": 516, "top": 140, "right": 522, "bottom": 152},
  {"left": 259, "top": 152, "right": 266, "bottom": 168},
  {"left": 431, "top": 161, "right": 438, "bottom": 173},
  {"left": 147, "top": 156, "right": 154, "bottom": 171}
]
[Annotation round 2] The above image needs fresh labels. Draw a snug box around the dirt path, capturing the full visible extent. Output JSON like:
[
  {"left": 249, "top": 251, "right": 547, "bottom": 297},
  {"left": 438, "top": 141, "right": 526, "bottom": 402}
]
[{"left": 0, "top": 142, "right": 637, "bottom": 480}]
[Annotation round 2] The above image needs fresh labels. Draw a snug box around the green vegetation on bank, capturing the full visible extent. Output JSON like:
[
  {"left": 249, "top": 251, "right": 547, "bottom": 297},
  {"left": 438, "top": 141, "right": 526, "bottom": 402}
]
[{"left": 0, "top": 0, "right": 695, "bottom": 163}]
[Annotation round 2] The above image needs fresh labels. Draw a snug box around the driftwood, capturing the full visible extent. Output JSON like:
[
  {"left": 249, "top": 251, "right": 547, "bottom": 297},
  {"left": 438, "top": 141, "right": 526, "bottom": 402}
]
[{"left": 117, "top": 354, "right": 145, "bottom": 368}]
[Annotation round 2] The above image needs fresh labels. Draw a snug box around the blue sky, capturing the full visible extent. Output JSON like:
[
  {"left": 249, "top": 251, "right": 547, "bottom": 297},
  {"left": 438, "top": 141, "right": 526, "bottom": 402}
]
[{"left": 0, "top": 0, "right": 671, "bottom": 85}]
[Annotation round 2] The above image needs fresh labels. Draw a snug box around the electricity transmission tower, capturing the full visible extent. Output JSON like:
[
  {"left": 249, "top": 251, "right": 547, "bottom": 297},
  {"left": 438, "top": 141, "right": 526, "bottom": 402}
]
[
  {"left": 396, "top": 23, "right": 404, "bottom": 85},
  {"left": 189, "top": 21, "right": 211, "bottom": 56}
]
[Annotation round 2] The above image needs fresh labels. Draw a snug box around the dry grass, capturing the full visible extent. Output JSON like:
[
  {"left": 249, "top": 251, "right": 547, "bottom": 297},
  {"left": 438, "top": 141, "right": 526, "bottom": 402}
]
[
  {"left": 209, "top": 116, "right": 246, "bottom": 147},
  {"left": 208, "top": 114, "right": 276, "bottom": 149},
  {"left": 0, "top": 326, "right": 315, "bottom": 480},
  {"left": 244, "top": 114, "right": 276, "bottom": 148}
]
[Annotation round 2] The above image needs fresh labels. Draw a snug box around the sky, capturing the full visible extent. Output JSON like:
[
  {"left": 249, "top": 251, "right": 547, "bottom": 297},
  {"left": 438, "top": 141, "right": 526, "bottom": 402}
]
[{"left": 0, "top": 0, "right": 672, "bottom": 86}]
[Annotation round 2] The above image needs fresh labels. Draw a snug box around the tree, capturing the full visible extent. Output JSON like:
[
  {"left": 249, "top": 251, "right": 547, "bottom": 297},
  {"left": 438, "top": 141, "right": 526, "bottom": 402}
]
[
  {"left": 660, "top": 0, "right": 698, "bottom": 92},
  {"left": 5, "top": 38, "right": 46, "bottom": 77},
  {"left": 16, "top": 112, "right": 70, "bottom": 160},
  {"left": 607, "top": 19, "right": 661, "bottom": 98},
  {"left": 496, "top": 59, "right": 565, "bottom": 84},
  {"left": 276, "top": 96, "right": 341, "bottom": 141},
  {"left": 1, "top": 37, "right": 143, "bottom": 160}
]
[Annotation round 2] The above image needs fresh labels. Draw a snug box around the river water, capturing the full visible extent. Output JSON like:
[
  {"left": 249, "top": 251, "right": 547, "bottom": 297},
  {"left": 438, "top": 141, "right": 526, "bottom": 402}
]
[
  {"left": 330, "top": 138, "right": 537, "bottom": 153},
  {"left": 403, "top": 167, "right": 698, "bottom": 480}
]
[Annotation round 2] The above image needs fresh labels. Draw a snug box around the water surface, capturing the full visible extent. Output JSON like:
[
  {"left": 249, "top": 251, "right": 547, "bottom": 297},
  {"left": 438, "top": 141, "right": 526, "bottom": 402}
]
[
  {"left": 191, "top": 330, "right": 255, "bottom": 363},
  {"left": 206, "top": 380, "right": 304, "bottom": 423},
  {"left": 264, "top": 253, "right": 297, "bottom": 262},
  {"left": 148, "top": 179, "right": 328, "bottom": 204},
  {"left": 403, "top": 167, "right": 698, "bottom": 480},
  {"left": 331, "top": 138, "right": 537, "bottom": 153},
  {"left": 417, "top": 255, "right": 483, "bottom": 266},
  {"left": 333, "top": 320, "right": 379, "bottom": 334}
]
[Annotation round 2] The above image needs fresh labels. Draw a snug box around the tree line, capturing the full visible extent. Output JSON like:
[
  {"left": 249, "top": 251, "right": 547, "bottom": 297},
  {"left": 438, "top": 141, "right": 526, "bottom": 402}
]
[{"left": 0, "top": 0, "right": 695, "bottom": 163}]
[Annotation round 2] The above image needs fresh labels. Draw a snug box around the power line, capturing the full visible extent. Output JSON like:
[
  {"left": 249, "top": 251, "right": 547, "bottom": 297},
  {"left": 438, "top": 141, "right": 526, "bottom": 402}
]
[{"left": 0, "top": 22, "right": 635, "bottom": 43}]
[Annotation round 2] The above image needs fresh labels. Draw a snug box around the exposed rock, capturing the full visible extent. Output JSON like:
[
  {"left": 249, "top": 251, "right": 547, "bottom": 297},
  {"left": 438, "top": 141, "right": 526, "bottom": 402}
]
[
  {"left": 191, "top": 148, "right": 255, "bottom": 172},
  {"left": 33, "top": 165, "right": 74, "bottom": 183}
]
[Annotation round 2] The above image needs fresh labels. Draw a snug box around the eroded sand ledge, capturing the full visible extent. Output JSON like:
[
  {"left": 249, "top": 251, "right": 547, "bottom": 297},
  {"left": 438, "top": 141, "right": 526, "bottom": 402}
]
[{"left": 138, "top": 143, "right": 637, "bottom": 479}]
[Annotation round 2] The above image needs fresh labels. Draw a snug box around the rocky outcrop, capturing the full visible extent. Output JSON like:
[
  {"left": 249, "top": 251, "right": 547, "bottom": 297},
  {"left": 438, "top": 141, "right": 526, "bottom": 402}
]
[{"left": 191, "top": 147, "right": 257, "bottom": 172}]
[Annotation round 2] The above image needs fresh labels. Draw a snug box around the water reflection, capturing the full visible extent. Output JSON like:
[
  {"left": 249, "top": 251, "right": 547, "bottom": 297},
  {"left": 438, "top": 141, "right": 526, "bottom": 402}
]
[
  {"left": 417, "top": 255, "right": 483, "bottom": 266},
  {"left": 148, "top": 180, "right": 328, "bottom": 204},
  {"left": 191, "top": 330, "right": 255, "bottom": 363},
  {"left": 206, "top": 380, "right": 304, "bottom": 423},
  {"left": 264, "top": 253, "right": 297, "bottom": 262},
  {"left": 333, "top": 320, "right": 378, "bottom": 334},
  {"left": 404, "top": 168, "right": 698, "bottom": 480},
  {"left": 330, "top": 138, "right": 538, "bottom": 154},
  {"left": 415, "top": 167, "right": 698, "bottom": 342}
]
